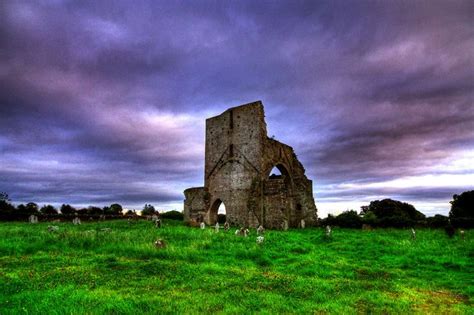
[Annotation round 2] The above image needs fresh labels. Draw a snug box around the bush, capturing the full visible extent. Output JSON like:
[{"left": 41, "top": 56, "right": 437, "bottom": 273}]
[
  {"left": 361, "top": 211, "right": 377, "bottom": 226},
  {"left": 161, "top": 210, "right": 183, "bottom": 221},
  {"left": 426, "top": 214, "right": 449, "bottom": 228},
  {"left": 40, "top": 205, "right": 58, "bottom": 215},
  {"left": 334, "top": 210, "right": 362, "bottom": 228},
  {"left": 319, "top": 214, "right": 336, "bottom": 226},
  {"left": 450, "top": 217, "right": 474, "bottom": 229},
  {"left": 377, "top": 216, "right": 415, "bottom": 228}
]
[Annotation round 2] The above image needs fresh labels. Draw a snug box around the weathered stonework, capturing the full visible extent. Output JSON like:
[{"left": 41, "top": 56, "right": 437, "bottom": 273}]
[{"left": 184, "top": 101, "right": 317, "bottom": 229}]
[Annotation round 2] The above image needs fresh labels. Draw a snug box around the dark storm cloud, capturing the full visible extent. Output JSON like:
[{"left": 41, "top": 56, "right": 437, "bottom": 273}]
[{"left": 0, "top": 0, "right": 473, "bottom": 214}]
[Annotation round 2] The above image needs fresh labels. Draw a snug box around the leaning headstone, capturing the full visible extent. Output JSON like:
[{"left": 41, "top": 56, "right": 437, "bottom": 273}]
[
  {"left": 300, "top": 219, "right": 305, "bottom": 229},
  {"left": 200, "top": 222, "right": 206, "bottom": 229},
  {"left": 29, "top": 215, "right": 38, "bottom": 224},
  {"left": 257, "top": 225, "right": 265, "bottom": 235},
  {"left": 215, "top": 222, "right": 220, "bottom": 233},
  {"left": 411, "top": 228, "right": 416, "bottom": 240},
  {"left": 282, "top": 220, "right": 289, "bottom": 231},
  {"left": 243, "top": 228, "right": 250, "bottom": 237},
  {"left": 460, "top": 230, "right": 465, "bottom": 241}
]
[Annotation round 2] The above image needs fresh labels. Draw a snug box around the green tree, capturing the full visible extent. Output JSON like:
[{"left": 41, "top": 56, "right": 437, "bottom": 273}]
[
  {"left": 142, "top": 204, "right": 156, "bottom": 216},
  {"left": 107, "top": 203, "right": 123, "bottom": 216},
  {"left": 0, "top": 192, "right": 15, "bottom": 216},
  {"left": 40, "top": 205, "right": 58, "bottom": 215},
  {"left": 87, "top": 206, "right": 103, "bottom": 216},
  {"left": 0, "top": 192, "right": 10, "bottom": 202},
  {"left": 16, "top": 203, "right": 39, "bottom": 216},
  {"left": 449, "top": 190, "right": 474, "bottom": 228},
  {"left": 449, "top": 190, "right": 474, "bottom": 219},
  {"left": 25, "top": 203, "right": 39, "bottom": 214},
  {"left": 60, "top": 204, "right": 77, "bottom": 216},
  {"left": 363, "top": 199, "right": 425, "bottom": 220},
  {"left": 125, "top": 209, "right": 136, "bottom": 217}
]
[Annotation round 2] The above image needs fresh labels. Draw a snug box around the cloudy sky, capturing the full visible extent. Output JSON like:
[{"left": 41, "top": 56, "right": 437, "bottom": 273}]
[{"left": 1, "top": 0, "right": 473, "bottom": 216}]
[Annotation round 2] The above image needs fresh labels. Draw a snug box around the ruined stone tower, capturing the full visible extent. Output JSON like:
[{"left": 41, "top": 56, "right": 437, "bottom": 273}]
[{"left": 184, "top": 101, "right": 317, "bottom": 229}]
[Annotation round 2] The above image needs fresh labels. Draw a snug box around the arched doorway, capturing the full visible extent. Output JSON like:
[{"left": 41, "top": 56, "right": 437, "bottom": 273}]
[
  {"left": 208, "top": 199, "right": 226, "bottom": 224},
  {"left": 217, "top": 202, "right": 226, "bottom": 224}
]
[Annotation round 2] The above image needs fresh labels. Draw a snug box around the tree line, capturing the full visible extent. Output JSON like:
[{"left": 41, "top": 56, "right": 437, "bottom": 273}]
[
  {"left": 319, "top": 190, "right": 474, "bottom": 229},
  {"left": 0, "top": 191, "right": 472, "bottom": 227},
  {"left": 0, "top": 194, "right": 184, "bottom": 221}
]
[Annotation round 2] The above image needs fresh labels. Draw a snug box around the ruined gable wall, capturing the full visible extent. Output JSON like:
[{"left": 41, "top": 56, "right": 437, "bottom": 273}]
[
  {"left": 262, "top": 138, "right": 318, "bottom": 227},
  {"left": 204, "top": 102, "right": 267, "bottom": 226}
]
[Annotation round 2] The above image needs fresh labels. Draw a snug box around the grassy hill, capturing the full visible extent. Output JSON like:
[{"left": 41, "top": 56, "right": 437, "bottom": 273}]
[{"left": 0, "top": 220, "right": 472, "bottom": 314}]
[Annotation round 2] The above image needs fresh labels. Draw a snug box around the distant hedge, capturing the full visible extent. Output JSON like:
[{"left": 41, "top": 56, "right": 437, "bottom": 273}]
[{"left": 161, "top": 210, "right": 184, "bottom": 221}]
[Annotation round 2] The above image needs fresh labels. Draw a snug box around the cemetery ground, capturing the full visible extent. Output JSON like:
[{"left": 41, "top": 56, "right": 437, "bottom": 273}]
[{"left": 0, "top": 220, "right": 472, "bottom": 314}]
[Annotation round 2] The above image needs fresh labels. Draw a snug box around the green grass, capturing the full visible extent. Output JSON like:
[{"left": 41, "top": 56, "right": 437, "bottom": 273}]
[{"left": 0, "top": 220, "right": 472, "bottom": 314}]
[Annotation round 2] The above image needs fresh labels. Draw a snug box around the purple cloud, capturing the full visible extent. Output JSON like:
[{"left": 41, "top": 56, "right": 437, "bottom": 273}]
[{"left": 1, "top": 0, "right": 473, "bottom": 215}]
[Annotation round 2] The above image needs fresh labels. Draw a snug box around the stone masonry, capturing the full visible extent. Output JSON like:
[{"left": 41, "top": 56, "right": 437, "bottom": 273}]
[{"left": 184, "top": 101, "right": 318, "bottom": 229}]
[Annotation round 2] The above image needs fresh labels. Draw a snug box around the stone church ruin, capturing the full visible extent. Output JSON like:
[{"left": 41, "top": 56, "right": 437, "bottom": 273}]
[{"left": 184, "top": 101, "right": 318, "bottom": 229}]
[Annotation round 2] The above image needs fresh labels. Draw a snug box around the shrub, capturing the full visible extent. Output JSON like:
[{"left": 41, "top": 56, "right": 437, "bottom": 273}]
[
  {"left": 161, "top": 210, "right": 183, "bottom": 221},
  {"left": 377, "top": 216, "right": 415, "bottom": 228},
  {"left": 426, "top": 214, "right": 449, "bottom": 228},
  {"left": 361, "top": 211, "right": 377, "bottom": 226},
  {"left": 40, "top": 205, "right": 58, "bottom": 215},
  {"left": 334, "top": 210, "right": 362, "bottom": 228}
]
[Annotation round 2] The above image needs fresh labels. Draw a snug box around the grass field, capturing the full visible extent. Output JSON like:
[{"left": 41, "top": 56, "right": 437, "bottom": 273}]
[{"left": 0, "top": 220, "right": 472, "bottom": 314}]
